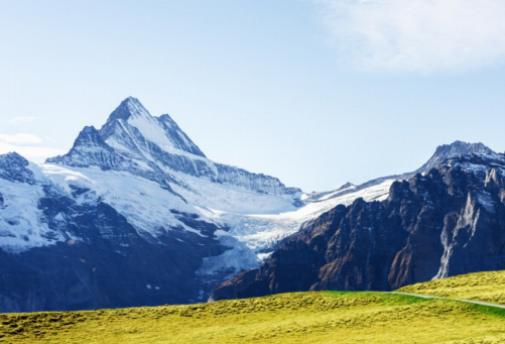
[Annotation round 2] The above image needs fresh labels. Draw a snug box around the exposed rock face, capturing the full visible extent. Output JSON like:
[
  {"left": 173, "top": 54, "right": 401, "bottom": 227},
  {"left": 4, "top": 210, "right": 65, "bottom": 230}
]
[
  {"left": 0, "top": 153, "right": 36, "bottom": 184},
  {"left": 213, "top": 154, "right": 505, "bottom": 300}
]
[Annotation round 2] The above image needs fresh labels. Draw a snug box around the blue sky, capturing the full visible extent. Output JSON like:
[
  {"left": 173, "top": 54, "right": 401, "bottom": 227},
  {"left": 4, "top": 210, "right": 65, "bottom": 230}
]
[{"left": 2, "top": 0, "right": 505, "bottom": 191}]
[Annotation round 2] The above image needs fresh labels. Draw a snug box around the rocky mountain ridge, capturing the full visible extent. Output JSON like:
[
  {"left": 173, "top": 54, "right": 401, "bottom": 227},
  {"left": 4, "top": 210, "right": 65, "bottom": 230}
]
[{"left": 213, "top": 145, "right": 505, "bottom": 300}]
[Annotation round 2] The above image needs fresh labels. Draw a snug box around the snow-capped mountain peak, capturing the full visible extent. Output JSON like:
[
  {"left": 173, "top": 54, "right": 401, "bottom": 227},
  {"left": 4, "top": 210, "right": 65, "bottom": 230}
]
[
  {"left": 99, "top": 97, "right": 205, "bottom": 159},
  {"left": 434, "top": 140, "right": 498, "bottom": 159},
  {"left": 47, "top": 97, "right": 301, "bottom": 214},
  {"left": 73, "top": 126, "right": 106, "bottom": 147},
  {"left": 106, "top": 96, "right": 151, "bottom": 123},
  {"left": 419, "top": 140, "right": 504, "bottom": 173},
  {"left": 47, "top": 125, "right": 125, "bottom": 170}
]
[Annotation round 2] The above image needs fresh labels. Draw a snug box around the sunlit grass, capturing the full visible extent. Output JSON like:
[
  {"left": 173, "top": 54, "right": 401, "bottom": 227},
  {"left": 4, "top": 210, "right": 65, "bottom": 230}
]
[
  {"left": 2, "top": 288, "right": 505, "bottom": 343},
  {"left": 400, "top": 270, "right": 505, "bottom": 305}
]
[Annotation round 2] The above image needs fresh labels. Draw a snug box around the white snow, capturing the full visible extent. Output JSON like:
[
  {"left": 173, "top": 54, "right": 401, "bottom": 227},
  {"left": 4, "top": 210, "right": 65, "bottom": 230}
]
[
  {"left": 197, "top": 230, "right": 259, "bottom": 277},
  {"left": 196, "top": 178, "right": 395, "bottom": 274},
  {"left": 126, "top": 113, "right": 209, "bottom": 164},
  {"left": 128, "top": 114, "right": 178, "bottom": 154},
  {"left": 230, "top": 178, "right": 394, "bottom": 250},
  {"left": 41, "top": 164, "right": 201, "bottom": 237},
  {"left": 169, "top": 168, "right": 298, "bottom": 215},
  {"left": 0, "top": 176, "right": 64, "bottom": 252}
]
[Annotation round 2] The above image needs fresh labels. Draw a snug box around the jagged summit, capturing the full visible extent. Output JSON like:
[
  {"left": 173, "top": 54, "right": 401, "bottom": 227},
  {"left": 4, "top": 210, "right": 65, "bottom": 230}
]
[
  {"left": 98, "top": 97, "right": 206, "bottom": 158},
  {"left": 105, "top": 96, "right": 151, "bottom": 123},
  {"left": 418, "top": 140, "right": 504, "bottom": 173},
  {"left": 0, "top": 151, "right": 26, "bottom": 161},
  {"left": 47, "top": 124, "right": 125, "bottom": 169},
  {"left": 46, "top": 97, "right": 298, "bottom": 198},
  {"left": 434, "top": 140, "right": 497, "bottom": 159},
  {"left": 49, "top": 97, "right": 207, "bottom": 169},
  {"left": 50, "top": 125, "right": 111, "bottom": 158},
  {"left": 73, "top": 126, "right": 105, "bottom": 146}
]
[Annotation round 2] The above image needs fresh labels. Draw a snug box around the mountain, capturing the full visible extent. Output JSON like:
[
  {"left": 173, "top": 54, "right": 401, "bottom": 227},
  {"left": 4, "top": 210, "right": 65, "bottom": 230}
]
[
  {"left": 2, "top": 97, "right": 504, "bottom": 311},
  {"left": 0, "top": 97, "right": 305, "bottom": 312},
  {"left": 48, "top": 97, "right": 299, "bottom": 197},
  {"left": 213, "top": 142, "right": 505, "bottom": 300}
]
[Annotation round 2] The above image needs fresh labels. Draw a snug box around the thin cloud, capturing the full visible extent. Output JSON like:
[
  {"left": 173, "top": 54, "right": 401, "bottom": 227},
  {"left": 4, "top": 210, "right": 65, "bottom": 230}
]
[
  {"left": 318, "top": 0, "right": 505, "bottom": 72},
  {"left": 0, "top": 133, "right": 64, "bottom": 162},
  {"left": 0, "top": 133, "right": 43, "bottom": 146},
  {"left": 9, "top": 116, "right": 38, "bottom": 125},
  {"left": 0, "top": 143, "right": 64, "bottom": 162}
]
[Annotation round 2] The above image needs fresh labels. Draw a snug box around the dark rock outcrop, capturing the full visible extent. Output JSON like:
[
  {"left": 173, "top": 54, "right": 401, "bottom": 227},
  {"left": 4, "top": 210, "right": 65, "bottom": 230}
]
[
  {"left": 0, "top": 153, "right": 35, "bottom": 184},
  {"left": 213, "top": 157, "right": 505, "bottom": 300}
]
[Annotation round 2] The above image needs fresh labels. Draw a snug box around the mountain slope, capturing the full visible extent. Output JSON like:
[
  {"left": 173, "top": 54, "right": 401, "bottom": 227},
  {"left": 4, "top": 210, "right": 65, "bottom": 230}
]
[
  {"left": 0, "top": 98, "right": 305, "bottom": 311},
  {"left": 213, "top": 142, "right": 505, "bottom": 300},
  {"left": 399, "top": 270, "right": 505, "bottom": 305}
]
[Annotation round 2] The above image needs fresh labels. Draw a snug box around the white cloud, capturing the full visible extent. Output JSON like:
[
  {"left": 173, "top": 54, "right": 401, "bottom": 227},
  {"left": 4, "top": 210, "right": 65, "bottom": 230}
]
[
  {"left": 0, "top": 143, "right": 64, "bottom": 162},
  {"left": 0, "top": 133, "right": 43, "bottom": 145},
  {"left": 318, "top": 0, "right": 505, "bottom": 72},
  {"left": 9, "top": 116, "right": 38, "bottom": 125},
  {"left": 0, "top": 133, "right": 64, "bottom": 162}
]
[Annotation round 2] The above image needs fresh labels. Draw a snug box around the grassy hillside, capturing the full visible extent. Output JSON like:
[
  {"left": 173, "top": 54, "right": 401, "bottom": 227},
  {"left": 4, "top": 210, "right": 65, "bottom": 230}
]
[
  {"left": 399, "top": 270, "right": 505, "bottom": 305},
  {"left": 2, "top": 289, "right": 505, "bottom": 344}
]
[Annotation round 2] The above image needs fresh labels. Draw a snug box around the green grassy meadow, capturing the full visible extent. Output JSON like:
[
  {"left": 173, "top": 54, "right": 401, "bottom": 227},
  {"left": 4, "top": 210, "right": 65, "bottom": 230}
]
[
  {"left": 400, "top": 270, "right": 505, "bottom": 305},
  {"left": 3, "top": 271, "right": 505, "bottom": 343}
]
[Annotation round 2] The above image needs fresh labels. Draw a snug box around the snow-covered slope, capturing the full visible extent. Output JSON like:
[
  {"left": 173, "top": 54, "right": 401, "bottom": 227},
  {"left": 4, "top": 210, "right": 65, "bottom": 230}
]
[
  {"left": 198, "top": 177, "right": 396, "bottom": 275},
  {"left": 0, "top": 154, "right": 65, "bottom": 251},
  {"left": 41, "top": 164, "right": 198, "bottom": 237}
]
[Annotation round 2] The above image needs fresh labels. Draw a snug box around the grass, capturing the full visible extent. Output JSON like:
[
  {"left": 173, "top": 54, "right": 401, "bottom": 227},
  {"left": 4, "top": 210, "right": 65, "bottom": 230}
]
[
  {"left": 2, "top": 288, "right": 505, "bottom": 344},
  {"left": 399, "top": 270, "right": 505, "bottom": 305}
]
